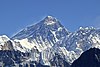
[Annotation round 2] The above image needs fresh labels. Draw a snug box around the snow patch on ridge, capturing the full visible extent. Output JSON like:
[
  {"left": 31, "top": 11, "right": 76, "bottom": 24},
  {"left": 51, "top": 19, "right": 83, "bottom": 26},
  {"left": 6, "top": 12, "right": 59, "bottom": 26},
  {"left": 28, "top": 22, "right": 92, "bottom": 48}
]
[{"left": 0, "top": 35, "right": 10, "bottom": 42}]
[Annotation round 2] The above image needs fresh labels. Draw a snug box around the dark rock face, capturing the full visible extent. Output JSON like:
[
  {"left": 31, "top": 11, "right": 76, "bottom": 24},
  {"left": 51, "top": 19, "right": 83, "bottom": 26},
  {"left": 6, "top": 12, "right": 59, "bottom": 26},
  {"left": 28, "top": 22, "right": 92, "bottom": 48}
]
[
  {"left": 1, "top": 40, "right": 14, "bottom": 50},
  {"left": 0, "top": 50, "right": 30, "bottom": 67},
  {"left": 0, "top": 50, "right": 69, "bottom": 67},
  {"left": 50, "top": 54, "right": 70, "bottom": 67},
  {"left": 71, "top": 48, "right": 100, "bottom": 67}
]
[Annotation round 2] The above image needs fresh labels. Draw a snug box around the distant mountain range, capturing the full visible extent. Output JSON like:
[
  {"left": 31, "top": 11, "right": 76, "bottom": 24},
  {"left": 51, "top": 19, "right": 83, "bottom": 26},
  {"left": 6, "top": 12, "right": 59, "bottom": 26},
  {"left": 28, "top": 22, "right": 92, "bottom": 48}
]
[{"left": 0, "top": 16, "right": 100, "bottom": 67}]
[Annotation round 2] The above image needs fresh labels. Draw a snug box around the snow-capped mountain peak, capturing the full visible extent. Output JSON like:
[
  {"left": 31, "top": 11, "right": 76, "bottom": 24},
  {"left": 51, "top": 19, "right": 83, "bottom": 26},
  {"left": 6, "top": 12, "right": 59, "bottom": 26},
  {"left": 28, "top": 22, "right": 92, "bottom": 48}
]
[
  {"left": 12, "top": 16, "right": 69, "bottom": 39},
  {"left": 43, "top": 16, "right": 58, "bottom": 25},
  {"left": 0, "top": 35, "right": 10, "bottom": 42},
  {"left": 11, "top": 16, "right": 70, "bottom": 53},
  {"left": 79, "top": 26, "right": 95, "bottom": 31}
]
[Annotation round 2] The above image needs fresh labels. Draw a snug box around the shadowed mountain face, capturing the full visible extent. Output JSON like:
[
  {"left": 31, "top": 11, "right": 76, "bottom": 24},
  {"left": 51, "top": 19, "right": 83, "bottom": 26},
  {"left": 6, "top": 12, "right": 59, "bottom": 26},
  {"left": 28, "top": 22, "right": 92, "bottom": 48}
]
[
  {"left": 0, "top": 50, "right": 30, "bottom": 67},
  {"left": 0, "top": 50, "right": 70, "bottom": 67},
  {"left": 50, "top": 54, "right": 70, "bottom": 67},
  {"left": 71, "top": 48, "right": 100, "bottom": 67}
]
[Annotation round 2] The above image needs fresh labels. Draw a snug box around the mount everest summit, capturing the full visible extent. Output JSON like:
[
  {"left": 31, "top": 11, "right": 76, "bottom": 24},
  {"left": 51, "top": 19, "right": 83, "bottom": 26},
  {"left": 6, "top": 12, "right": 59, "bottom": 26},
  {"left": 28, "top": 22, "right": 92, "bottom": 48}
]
[{"left": 0, "top": 16, "right": 100, "bottom": 67}]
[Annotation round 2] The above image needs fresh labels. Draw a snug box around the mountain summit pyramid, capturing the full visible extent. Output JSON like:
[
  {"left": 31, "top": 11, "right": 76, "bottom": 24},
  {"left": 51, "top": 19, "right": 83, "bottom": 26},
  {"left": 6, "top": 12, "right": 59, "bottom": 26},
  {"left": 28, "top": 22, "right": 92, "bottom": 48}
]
[{"left": 12, "top": 16, "right": 69, "bottom": 40}]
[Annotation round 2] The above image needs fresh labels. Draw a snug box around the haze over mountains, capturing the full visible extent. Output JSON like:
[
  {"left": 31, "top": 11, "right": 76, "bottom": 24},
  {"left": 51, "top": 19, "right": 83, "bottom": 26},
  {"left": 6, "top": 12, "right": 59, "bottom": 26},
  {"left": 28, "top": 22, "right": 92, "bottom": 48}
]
[{"left": 0, "top": 16, "right": 100, "bottom": 67}]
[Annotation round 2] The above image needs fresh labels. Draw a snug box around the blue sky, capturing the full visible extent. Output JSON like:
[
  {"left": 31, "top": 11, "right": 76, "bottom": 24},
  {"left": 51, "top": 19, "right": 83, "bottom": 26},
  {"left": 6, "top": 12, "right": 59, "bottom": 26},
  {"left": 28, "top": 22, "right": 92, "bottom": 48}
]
[{"left": 0, "top": 0, "right": 100, "bottom": 37}]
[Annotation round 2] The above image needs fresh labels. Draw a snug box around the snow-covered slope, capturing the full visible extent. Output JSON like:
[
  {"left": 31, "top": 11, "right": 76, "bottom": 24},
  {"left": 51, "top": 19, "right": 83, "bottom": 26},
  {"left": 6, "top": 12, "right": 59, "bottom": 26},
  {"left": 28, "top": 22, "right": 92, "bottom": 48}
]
[
  {"left": 0, "top": 35, "right": 14, "bottom": 50},
  {"left": 58, "top": 27, "right": 100, "bottom": 63}
]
